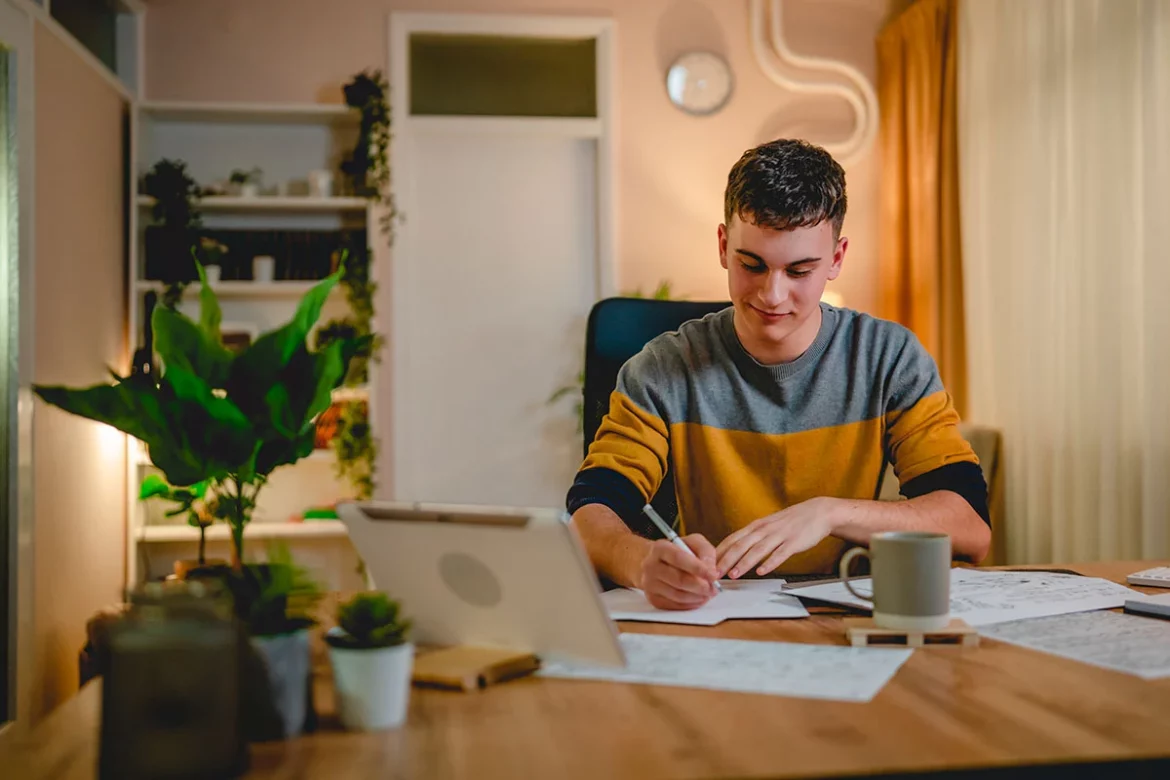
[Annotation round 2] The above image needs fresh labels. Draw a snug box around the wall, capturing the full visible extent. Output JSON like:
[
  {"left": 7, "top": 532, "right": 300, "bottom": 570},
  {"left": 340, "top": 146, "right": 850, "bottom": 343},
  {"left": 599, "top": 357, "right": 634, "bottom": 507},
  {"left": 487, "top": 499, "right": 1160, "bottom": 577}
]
[
  {"left": 143, "top": 0, "right": 890, "bottom": 311},
  {"left": 31, "top": 20, "right": 128, "bottom": 722}
]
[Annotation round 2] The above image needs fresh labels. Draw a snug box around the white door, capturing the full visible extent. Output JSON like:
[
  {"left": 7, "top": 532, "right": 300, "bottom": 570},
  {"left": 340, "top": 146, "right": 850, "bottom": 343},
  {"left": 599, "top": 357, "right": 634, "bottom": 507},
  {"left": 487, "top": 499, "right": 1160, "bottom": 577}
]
[
  {"left": 384, "top": 13, "right": 614, "bottom": 509},
  {"left": 394, "top": 131, "right": 597, "bottom": 507}
]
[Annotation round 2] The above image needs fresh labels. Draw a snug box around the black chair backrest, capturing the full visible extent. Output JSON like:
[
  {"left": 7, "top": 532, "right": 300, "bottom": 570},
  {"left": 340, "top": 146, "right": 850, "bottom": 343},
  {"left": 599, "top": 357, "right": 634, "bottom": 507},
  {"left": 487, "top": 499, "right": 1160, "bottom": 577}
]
[{"left": 582, "top": 297, "right": 731, "bottom": 537}]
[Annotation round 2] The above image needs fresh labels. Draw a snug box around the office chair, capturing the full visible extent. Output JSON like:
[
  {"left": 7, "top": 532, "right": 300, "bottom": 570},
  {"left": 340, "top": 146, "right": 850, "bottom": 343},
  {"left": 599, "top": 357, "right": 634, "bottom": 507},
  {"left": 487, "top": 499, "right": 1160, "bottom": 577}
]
[{"left": 581, "top": 297, "right": 731, "bottom": 539}]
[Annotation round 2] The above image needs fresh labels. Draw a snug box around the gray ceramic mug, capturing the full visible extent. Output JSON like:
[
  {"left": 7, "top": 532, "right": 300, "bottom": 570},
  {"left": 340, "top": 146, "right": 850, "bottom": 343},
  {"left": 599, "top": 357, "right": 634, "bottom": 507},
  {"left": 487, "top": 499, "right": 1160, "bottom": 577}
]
[{"left": 838, "top": 532, "right": 952, "bottom": 631}]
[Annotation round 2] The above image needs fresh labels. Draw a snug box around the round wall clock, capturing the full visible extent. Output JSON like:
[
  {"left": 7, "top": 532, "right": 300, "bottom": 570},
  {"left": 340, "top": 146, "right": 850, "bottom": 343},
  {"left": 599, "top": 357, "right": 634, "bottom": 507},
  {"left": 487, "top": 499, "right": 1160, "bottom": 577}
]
[{"left": 666, "top": 51, "right": 734, "bottom": 116}]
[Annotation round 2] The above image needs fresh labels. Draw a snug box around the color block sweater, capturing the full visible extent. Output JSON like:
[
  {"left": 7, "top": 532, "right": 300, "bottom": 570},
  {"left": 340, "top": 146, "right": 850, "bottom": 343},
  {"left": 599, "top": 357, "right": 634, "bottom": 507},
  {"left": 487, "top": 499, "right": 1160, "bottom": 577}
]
[{"left": 567, "top": 304, "right": 988, "bottom": 575}]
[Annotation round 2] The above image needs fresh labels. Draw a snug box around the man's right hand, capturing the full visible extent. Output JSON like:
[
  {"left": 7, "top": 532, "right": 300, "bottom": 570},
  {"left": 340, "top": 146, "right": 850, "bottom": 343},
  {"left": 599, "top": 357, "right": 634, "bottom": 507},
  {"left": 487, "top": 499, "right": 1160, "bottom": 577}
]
[{"left": 638, "top": 534, "right": 721, "bottom": 610}]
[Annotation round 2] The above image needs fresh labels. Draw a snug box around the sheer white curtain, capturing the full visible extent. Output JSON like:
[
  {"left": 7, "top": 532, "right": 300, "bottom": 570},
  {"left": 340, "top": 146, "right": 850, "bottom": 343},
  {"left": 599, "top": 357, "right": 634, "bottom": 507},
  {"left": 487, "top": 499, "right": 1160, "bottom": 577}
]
[{"left": 959, "top": 0, "right": 1170, "bottom": 563}]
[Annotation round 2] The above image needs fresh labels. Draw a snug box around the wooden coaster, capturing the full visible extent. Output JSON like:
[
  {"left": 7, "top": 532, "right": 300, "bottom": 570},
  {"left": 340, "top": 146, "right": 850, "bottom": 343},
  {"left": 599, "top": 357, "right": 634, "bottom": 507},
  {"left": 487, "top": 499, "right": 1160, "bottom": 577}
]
[
  {"left": 844, "top": 617, "right": 979, "bottom": 648},
  {"left": 411, "top": 646, "right": 541, "bottom": 692}
]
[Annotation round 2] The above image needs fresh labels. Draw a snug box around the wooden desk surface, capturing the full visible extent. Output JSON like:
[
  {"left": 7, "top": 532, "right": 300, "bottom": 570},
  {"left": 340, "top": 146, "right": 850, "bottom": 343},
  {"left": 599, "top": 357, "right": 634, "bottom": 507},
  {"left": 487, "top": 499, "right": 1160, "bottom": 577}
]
[{"left": 6, "top": 561, "right": 1170, "bottom": 779}]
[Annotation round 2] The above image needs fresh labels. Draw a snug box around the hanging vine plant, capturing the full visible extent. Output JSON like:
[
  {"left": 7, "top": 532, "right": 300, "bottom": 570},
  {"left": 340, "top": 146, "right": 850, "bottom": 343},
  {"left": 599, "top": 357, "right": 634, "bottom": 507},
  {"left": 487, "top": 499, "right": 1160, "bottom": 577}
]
[
  {"left": 317, "top": 68, "right": 397, "bottom": 500},
  {"left": 341, "top": 68, "right": 397, "bottom": 244}
]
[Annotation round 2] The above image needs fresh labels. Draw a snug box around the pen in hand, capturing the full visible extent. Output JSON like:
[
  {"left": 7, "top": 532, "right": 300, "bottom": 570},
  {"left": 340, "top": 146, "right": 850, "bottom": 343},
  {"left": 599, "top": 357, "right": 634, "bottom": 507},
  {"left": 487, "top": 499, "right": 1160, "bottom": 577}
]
[{"left": 642, "top": 504, "right": 722, "bottom": 593}]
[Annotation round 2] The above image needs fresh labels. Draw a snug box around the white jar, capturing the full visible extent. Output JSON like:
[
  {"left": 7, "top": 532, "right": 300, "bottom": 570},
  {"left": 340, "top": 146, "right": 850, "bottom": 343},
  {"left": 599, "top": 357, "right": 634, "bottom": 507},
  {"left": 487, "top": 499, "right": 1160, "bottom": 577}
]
[
  {"left": 308, "top": 170, "right": 335, "bottom": 198},
  {"left": 252, "top": 255, "right": 275, "bottom": 283}
]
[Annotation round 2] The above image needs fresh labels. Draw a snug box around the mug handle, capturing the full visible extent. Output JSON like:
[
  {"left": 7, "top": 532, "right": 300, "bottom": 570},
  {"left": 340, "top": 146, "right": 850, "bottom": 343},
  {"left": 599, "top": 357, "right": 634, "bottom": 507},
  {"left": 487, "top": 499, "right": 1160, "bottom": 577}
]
[{"left": 838, "top": 548, "right": 874, "bottom": 602}]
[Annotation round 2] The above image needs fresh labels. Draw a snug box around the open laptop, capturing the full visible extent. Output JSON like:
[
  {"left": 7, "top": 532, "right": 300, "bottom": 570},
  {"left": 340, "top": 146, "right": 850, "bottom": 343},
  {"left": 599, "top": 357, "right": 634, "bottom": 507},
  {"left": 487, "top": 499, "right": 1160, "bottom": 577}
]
[{"left": 335, "top": 501, "right": 625, "bottom": 667}]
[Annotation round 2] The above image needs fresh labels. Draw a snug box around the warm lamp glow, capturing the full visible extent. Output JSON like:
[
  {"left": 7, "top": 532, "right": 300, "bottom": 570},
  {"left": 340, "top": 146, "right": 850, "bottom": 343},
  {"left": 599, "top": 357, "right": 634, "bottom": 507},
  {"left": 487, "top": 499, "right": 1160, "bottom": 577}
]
[
  {"left": 821, "top": 290, "right": 845, "bottom": 308},
  {"left": 97, "top": 422, "right": 128, "bottom": 459}
]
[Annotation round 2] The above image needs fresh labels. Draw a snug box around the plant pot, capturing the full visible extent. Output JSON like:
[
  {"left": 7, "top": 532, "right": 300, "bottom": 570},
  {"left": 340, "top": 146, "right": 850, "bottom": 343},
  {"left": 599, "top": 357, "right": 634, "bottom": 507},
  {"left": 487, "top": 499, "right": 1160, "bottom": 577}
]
[
  {"left": 252, "top": 255, "right": 275, "bottom": 283},
  {"left": 307, "top": 170, "right": 334, "bottom": 198},
  {"left": 174, "top": 557, "right": 228, "bottom": 580},
  {"left": 205, "top": 264, "right": 222, "bottom": 283},
  {"left": 327, "top": 632, "right": 414, "bottom": 731},
  {"left": 249, "top": 629, "right": 312, "bottom": 739},
  {"left": 240, "top": 182, "right": 260, "bottom": 198}
]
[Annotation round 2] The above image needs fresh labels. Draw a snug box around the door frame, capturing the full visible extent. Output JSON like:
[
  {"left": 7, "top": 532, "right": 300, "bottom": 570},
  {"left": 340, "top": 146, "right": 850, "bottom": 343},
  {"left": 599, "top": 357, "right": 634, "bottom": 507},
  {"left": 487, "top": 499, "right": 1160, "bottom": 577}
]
[
  {"left": 383, "top": 12, "right": 616, "bottom": 501},
  {"left": 0, "top": 0, "right": 38, "bottom": 742}
]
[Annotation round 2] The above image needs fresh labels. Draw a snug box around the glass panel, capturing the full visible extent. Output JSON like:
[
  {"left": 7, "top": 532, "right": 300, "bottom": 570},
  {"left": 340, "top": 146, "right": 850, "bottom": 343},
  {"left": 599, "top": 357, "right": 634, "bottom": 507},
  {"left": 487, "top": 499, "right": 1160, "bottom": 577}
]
[
  {"left": 410, "top": 34, "right": 596, "bottom": 118},
  {"left": 0, "top": 41, "right": 11, "bottom": 726},
  {"left": 50, "top": 0, "right": 118, "bottom": 72}
]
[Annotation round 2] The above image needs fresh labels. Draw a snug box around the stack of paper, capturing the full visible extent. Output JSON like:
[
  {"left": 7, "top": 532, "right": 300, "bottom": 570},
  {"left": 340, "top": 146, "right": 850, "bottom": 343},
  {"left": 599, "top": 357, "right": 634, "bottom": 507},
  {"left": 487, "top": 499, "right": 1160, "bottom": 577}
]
[
  {"left": 539, "top": 633, "right": 912, "bottom": 702},
  {"left": 785, "top": 569, "right": 1144, "bottom": 626},
  {"left": 601, "top": 579, "right": 808, "bottom": 625},
  {"left": 979, "top": 611, "right": 1170, "bottom": 679}
]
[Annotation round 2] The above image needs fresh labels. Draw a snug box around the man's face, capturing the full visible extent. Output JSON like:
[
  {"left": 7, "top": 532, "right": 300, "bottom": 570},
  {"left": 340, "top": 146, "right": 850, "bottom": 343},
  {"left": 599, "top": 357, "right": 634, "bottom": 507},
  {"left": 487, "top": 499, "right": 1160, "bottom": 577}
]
[{"left": 718, "top": 215, "right": 846, "bottom": 361}]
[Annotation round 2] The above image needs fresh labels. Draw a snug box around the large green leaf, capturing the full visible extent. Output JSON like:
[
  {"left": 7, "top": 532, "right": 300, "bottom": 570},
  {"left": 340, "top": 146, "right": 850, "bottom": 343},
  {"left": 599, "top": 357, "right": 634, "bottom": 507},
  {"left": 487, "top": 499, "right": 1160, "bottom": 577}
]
[
  {"left": 264, "top": 384, "right": 297, "bottom": 438},
  {"left": 139, "top": 473, "right": 173, "bottom": 500},
  {"left": 165, "top": 366, "right": 250, "bottom": 430},
  {"left": 225, "top": 273, "right": 340, "bottom": 423},
  {"left": 254, "top": 431, "right": 316, "bottom": 477},
  {"left": 161, "top": 366, "right": 257, "bottom": 476},
  {"left": 254, "top": 273, "right": 340, "bottom": 366},
  {"left": 34, "top": 379, "right": 170, "bottom": 446},
  {"left": 276, "top": 340, "right": 348, "bottom": 435},
  {"left": 194, "top": 259, "right": 222, "bottom": 341},
  {"left": 153, "top": 305, "right": 233, "bottom": 388}
]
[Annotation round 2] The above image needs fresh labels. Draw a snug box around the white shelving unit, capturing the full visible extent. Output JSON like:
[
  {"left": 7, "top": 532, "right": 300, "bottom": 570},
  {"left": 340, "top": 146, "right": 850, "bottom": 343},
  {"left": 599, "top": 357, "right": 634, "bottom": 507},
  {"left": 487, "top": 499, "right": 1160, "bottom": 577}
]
[{"left": 126, "top": 83, "right": 377, "bottom": 589}]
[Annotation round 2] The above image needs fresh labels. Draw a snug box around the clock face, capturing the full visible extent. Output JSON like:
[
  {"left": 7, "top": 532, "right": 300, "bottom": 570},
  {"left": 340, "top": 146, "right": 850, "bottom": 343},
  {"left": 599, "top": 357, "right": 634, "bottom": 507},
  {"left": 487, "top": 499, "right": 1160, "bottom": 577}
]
[{"left": 666, "top": 51, "right": 734, "bottom": 116}]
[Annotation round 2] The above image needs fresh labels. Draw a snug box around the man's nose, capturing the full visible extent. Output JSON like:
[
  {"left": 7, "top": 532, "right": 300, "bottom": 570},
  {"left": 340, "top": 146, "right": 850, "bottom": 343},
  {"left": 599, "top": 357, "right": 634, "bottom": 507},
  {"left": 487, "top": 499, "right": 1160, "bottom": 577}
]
[{"left": 758, "top": 271, "right": 789, "bottom": 308}]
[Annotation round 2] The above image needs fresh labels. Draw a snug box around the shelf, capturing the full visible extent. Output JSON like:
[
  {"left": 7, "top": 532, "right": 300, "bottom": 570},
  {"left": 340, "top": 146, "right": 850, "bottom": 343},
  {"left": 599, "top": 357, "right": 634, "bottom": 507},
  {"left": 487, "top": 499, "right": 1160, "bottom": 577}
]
[
  {"left": 137, "top": 195, "right": 369, "bottom": 212},
  {"left": 331, "top": 385, "right": 369, "bottom": 402},
  {"left": 137, "top": 448, "right": 337, "bottom": 468},
  {"left": 407, "top": 115, "right": 602, "bottom": 138},
  {"left": 139, "top": 520, "right": 348, "bottom": 543},
  {"left": 134, "top": 280, "right": 336, "bottom": 299},
  {"left": 139, "top": 100, "right": 357, "bottom": 125}
]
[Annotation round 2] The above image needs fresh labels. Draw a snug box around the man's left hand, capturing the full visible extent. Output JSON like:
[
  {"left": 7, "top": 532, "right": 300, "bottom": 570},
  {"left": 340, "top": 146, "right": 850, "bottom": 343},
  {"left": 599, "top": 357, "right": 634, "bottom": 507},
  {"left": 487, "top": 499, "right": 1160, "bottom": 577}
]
[{"left": 715, "top": 497, "right": 837, "bottom": 579}]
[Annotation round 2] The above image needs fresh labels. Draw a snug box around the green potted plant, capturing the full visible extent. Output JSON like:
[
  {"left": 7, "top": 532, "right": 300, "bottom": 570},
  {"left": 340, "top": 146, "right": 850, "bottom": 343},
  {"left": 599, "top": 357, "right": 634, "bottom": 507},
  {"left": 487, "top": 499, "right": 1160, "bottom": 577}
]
[
  {"left": 34, "top": 262, "right": 364, "bottom": 740},
  {"left": 139, "top": 474, "right": 226, "bottom": 578},
  {"left": 228, "top": 542, "right": 324, "bottom": 740},
  {"left": 325, "top": 591, "right": 413, "bottom": 730},
  {"left": 34, "top": 259, "right": 368, "bottom": 568},
  {"left": 197, "top": 236, "right": 229, "bottom": 283},
  {"left": 143, "top": 157, "right": 202, "bottom": 306},
  {"left": 230, "top": 166, "right": 263, "bottom": 197}
]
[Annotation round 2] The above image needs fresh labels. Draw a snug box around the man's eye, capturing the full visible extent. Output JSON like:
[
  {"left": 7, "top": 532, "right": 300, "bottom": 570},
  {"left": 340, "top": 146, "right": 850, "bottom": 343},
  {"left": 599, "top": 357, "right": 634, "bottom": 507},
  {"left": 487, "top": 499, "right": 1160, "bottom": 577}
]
[
  {"left": 788, "top": 269, "right": 812, "bottom": 279},
  {"left": 741, "top": 263, "right": 767, "bottom": 274}
]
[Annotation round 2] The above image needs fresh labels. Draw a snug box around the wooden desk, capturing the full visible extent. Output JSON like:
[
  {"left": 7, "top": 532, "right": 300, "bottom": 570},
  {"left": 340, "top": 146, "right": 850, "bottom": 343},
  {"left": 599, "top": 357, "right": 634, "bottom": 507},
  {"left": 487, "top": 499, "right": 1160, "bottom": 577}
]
[{"left": 5, "top": 561, "right": 1170, "bottom": 779}]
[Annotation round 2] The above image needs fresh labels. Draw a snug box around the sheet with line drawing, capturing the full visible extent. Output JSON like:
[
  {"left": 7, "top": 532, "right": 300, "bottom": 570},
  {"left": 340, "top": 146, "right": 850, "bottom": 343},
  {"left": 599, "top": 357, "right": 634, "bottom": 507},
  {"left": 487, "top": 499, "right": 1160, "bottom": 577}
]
[
  {"left": 602, "top": 579, "right": 808, "bottom": 625},
  {"left": 786, "top": 569, "right": 1144, "bottom": 626},
  {"left": 979, "top": 611, "right": 1170, "bottom": 679},
  {"left": 538, "top": 633, "right": 912, "bottom": 703}
]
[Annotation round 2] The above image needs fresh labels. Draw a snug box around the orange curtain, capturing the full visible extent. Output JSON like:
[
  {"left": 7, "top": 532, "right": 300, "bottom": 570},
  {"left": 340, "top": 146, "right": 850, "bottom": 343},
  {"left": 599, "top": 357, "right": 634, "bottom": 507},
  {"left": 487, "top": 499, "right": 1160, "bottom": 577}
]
[{"left": 877, "top": 0, "right": 966, "bottom": 416}]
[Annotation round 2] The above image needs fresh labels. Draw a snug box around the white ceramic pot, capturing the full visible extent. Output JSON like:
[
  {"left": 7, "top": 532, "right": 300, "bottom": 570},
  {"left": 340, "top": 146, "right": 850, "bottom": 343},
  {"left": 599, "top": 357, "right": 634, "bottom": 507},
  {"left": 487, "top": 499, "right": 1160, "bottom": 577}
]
[
  {"left": 204, "top": 264, "right": 221, "bottom": 283},
  {"left": 240, "top": 182, "right": 260, "bottom": 198},
  {"left": 252, "top": 255, "right": 275, "bottom": 283},
  {"left": 328, "top": 634, "right": 414, "bottom": 731},
  {"left": 308, "top": 170, "right": 335, "bottom": 198}
]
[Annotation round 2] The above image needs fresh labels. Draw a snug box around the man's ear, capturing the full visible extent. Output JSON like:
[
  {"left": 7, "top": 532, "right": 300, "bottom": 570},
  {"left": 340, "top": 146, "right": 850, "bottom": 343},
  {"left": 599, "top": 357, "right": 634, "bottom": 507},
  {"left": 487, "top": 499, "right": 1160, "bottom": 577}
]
[
  {"left": 718, "top": 223, "right": 729, "bottom": 270},
  {"left": 828, "top": 236, "right": 847, "bottom": 281}
]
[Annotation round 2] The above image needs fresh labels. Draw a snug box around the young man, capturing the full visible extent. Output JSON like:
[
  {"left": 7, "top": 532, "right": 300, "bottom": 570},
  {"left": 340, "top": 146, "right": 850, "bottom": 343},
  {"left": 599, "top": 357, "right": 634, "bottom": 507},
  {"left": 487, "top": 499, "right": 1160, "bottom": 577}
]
[{"left": 566, "top": 139, "right": 990, "bottom": 610}]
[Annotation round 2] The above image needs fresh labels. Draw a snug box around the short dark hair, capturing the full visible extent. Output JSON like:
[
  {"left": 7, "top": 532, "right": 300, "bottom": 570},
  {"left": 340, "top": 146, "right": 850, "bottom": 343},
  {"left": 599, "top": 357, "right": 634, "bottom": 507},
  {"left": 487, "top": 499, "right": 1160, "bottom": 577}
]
[{"left": 723, "top": 139, "right": 847, "bottom": 237}]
